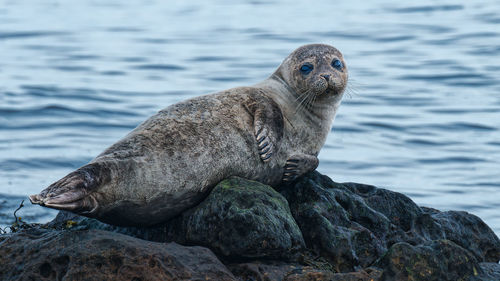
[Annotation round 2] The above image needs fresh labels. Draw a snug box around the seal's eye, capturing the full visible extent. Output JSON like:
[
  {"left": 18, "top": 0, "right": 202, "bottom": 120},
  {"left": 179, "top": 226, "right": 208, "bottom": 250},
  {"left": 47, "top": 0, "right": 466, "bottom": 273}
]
[
  {"left": 300, "top": 63, "right": 313, "bottom": 75},
  {"left": 332, "top": 59, "right": 343, "bottom": 70}
]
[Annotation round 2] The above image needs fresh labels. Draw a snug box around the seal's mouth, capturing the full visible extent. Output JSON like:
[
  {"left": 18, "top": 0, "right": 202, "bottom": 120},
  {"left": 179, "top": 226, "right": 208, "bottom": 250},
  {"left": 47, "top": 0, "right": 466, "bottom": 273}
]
[{"left": 324, "top": 86, "right": 340, "bottom": 96}]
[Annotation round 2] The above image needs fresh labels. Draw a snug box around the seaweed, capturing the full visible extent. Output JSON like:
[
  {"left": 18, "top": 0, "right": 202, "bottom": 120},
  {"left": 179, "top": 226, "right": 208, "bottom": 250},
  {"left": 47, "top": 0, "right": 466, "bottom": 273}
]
[{"left": 0, "top": 200, "right": 41, "bottom": 234}]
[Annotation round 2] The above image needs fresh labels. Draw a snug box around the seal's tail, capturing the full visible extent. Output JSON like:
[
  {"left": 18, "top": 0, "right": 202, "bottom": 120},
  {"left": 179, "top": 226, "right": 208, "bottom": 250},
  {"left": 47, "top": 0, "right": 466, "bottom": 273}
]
[{"left": 29, "top": 163, "right": 109, "bottom": 215}]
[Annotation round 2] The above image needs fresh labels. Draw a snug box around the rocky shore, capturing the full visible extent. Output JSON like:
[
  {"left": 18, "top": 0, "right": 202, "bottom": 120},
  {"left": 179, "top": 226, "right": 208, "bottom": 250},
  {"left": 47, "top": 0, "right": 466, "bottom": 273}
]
[{"left": 1, "top": 171, "right": 499, "bottom": 280}]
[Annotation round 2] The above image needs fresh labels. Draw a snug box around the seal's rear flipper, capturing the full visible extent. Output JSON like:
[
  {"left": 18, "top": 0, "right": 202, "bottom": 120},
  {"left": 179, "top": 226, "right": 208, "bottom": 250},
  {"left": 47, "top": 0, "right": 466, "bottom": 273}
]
[{"left": 29, "top": 163, "right": 108, "bottom": 214}]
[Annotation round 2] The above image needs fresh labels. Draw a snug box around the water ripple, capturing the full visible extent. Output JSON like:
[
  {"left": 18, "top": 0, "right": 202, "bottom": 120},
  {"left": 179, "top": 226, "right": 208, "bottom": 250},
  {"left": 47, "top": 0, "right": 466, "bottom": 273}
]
[
  {"left": 475, "top": 13, "right": 500, "bottom": 24},
  {"left": 417, "top": 156, "right": 488, "bottom": 164},
  {"left": 391, "top": 5, "right": 464, "bottom": 13},
  {"left": 20, "top": 85, "right": 122, "bottom": 103},
  {"left": 0, "top": 105, "right": 141, "bottom": 118},
  {"left": 0, "top": 121, "right": 136, "bottom": 130},
  {"left": 190, "top": 56, "right": 236, "bottom": 62},
  {"left": 0, "top": 157, "right": 89, "bottom": 171},
  {"left": 405, "top": 138, "right": 461, "bottom": 146},
  {"left": 0, "top": 31, "right": 68, "bottom": 40},
  {"left": 423, "top": 122, "right": 496, "bottom": 132},
  {"left": 360, "top": 122, "right": 406, "bottom": 132},
  {"left": 399, "top": 73, "right": 488, "bottom": 81},
  {"left": 132, "top": 64, "right": 186, "bottom": 71},
  {"left": 372, "top": 35, "right": 415, "bottom": 42},
  {"left": 52, "top": 65, "right": 94, "bottom": 72}
]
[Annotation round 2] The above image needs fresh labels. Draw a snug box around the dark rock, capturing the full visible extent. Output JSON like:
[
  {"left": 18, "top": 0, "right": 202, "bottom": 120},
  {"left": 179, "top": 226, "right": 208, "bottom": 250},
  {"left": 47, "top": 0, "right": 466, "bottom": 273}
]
[
  {"left": 228, "top": 262, "right": 299, "bottom": 281},
  {"left": 46, "top": 210, "right": 168, "bottom": 242},
  {"left": 430, "top": 210, "right": 500, "bottom": 262},
  {"left": 4, "top": 171, "right": 499, "bottom": 280},
  {"left": 280, "top": 172, "right": 388, "bottom": 271},
  {"left": 347, "top": 182, "right": 422, "bottom": 232},
  {"left": 473, "top": 262, "right": 500, "bottom": 281},
  {"left": 284, "top": 267, "right": 382, "bottom": 281},
  {"left": 228, "top": 263, "right": 382, "bottom": 281},
  {"left": 280, "top": 171, "right": 500, "bottom": 274},
  {"left": 376, "top": 239, "right": 479, "bottom": 281},
  {"left": 0, "top": 227, "right": 235, "bottom": 281}
]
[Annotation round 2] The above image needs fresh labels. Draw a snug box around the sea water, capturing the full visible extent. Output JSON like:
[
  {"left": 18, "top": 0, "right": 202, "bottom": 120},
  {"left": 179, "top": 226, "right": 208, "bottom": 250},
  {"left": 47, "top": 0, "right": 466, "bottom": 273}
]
[{"left": 1, "top": 0, "right": 499, "bottom": 234}]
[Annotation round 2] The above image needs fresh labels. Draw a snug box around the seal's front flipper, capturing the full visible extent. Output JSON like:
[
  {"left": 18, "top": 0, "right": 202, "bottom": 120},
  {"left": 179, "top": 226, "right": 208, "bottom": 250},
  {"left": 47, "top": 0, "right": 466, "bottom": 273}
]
[
  {"left": 283, "top": 154, "right": 319, "bottom": 182},
  {"left": 29, "top": 163, "right": 108, "bottom": 215},
  {"left": 249, "top": 94, "right": 284, "bottom": 162},
  {"left": 255, "top": 125, "right": 277, "bottom": 162}
]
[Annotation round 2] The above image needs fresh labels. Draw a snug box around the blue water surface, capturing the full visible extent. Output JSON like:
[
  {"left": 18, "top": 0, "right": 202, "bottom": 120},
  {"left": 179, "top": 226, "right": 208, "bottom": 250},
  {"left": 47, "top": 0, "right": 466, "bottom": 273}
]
[{"left": 1, "top": 0, "right": 499, "bottom": 234}]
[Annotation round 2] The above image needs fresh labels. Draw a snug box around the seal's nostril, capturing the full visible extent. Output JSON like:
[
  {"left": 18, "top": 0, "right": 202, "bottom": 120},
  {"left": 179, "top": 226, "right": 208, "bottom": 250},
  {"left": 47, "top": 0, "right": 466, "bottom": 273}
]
[{"left": 321, "top": 74, "right": 330, "bottom": 80}]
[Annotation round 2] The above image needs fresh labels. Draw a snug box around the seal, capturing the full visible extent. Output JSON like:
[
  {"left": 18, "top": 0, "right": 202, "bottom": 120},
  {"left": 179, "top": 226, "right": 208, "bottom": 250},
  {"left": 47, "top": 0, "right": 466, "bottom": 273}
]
[{"left": 29, "top": 44, "right": 348, "bottom": 226}]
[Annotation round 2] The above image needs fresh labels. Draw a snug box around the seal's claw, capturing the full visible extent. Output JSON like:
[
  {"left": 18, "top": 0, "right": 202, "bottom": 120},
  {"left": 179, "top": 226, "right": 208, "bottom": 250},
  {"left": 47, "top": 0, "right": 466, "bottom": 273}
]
[
  {"left": 258, "top": 140, "right": 269, "bottom": 150},
  {"left": 256, "top": 127, "right": 268, "bottom": 143},
  {"left": 255, "top": 127, "right": 275, "bottom": 162},
  {"left": 261, "top": 152, "right": 273, "bottom": 162},
  {"left": 259, "top": 145, "right": 271, "bottom": 155},
  {"left": 282, "top": 165, "right": 300, "bottom": 182}
]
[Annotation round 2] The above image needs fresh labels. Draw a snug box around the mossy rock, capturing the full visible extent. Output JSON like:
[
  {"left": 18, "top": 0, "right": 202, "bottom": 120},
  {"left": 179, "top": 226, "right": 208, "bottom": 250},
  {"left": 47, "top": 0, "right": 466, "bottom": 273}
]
[{"left": 165, "top": 176, "right": 306, "bottom": 260}]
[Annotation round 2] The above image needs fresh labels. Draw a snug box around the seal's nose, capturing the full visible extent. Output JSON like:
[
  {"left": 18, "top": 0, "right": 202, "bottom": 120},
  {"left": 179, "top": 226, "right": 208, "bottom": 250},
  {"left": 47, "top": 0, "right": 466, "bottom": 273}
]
[{"left": 321, "top": 74, "right": 330, "bottom": 80}]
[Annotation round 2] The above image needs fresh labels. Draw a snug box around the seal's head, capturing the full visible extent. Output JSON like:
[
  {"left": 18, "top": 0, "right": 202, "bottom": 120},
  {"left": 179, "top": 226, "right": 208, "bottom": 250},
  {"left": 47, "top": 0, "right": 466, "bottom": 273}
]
[{"left": 274, "top": 44, "right": 348, "bottom": 103}]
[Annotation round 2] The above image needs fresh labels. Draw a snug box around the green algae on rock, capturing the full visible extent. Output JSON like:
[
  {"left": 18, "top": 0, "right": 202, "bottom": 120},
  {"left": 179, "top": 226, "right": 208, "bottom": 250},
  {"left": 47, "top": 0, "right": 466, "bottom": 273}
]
[{"left": 162, "top": 177, "right": 306, "bottom": 259}]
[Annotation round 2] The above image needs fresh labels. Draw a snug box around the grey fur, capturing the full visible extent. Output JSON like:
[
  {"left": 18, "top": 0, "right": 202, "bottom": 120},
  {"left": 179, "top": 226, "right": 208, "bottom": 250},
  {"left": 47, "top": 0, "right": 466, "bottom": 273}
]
[{"left": 29, "top": 44, "right": 348, "bottom": 226}]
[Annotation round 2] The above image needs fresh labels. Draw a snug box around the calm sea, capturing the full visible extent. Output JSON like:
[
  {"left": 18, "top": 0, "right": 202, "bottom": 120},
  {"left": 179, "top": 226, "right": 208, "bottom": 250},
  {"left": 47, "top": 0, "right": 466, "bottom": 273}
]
[{"left": 1, "top": 0, "right": 499, "bottom": 235}]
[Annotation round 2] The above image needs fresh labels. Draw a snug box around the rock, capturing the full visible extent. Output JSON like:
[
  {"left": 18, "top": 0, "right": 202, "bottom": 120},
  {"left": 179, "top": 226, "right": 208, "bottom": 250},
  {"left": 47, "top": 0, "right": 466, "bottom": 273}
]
[
  {"left": 279, "top": 171, "right": 500, "bottom": 274},
  {"left": 429, "top": 209, "right": 500, "bottom": 262},
  {"left": 228, "top": 263, "right": 297, "bottom": 281},
  {"left": 344, "top": 182, "right": 422, "bottom": 232},
  {"left": 280, "top": 172, "right": 388, "bottom": 272},
  {"left": 376, "top": 239, "right": 479, "bottom": 281},
  {"left": 228, "top": 263, "right": 382, "bottom": 281},
  {"left": 46, "top": 210, "right": 168, "bottom": 242},
  {"left": 228, "top": 262, "right": 301, "bottom": 281},
  {"left": 3, "top": 171, "right": 499, "bottom": 280},
  {"left": 164, "top": 177, "right": 305, "bottom": 260},
  {"left": 284, "top": 267, "right": 382, "bottom": 281},
  {"left": 0, "top": 228, "right": 235, "bottom": 281},
  {"left": 474, "top": 262, "right": 500, "bottom": 281}
]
